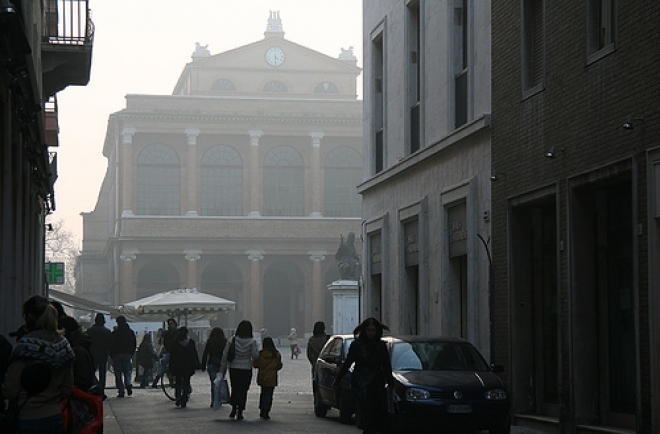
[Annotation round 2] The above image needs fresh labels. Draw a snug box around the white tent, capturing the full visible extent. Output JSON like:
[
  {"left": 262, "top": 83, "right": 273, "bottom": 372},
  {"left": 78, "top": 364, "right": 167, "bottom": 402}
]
[{"left": 118, "top": 288, "right": 235, "bottom": 323}]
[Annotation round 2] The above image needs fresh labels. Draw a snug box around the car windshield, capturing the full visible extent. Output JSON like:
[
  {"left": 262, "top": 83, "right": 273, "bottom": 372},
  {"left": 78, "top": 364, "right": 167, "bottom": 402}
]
[{"left": 391, "top": 341, "right": 490, "bottom": 372}]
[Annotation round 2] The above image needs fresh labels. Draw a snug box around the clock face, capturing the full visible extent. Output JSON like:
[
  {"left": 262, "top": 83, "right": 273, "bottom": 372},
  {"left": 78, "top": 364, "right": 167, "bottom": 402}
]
[{"left": 266, "top": 47, "right": 285, "bottom": 66}]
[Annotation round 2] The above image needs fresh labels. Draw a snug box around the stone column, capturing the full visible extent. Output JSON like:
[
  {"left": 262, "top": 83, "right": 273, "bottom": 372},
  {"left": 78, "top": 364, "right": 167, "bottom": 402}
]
[
  {"left": 309, "top": 252, "right": 326, "bottom": 328},
  {"left": 121, "top": 127, "right": 137, "bottom": 215},
  {"left": 248, "top": 130, "right": 263, "bottom": 217},
  {"left": 184, "top": 250, "right": 201, "bottom": 289},
  {"left": 185, "top": 128, "right": 200, "bottom": 216},
  {"left": 310, "top": 132, "right": 324, "bottom": 217},
  {"left": 119, "top": 253, "right": 136, "bottom": 304},
  {"left": 247, "top": 251, "right": 264, "bottom": 328}
]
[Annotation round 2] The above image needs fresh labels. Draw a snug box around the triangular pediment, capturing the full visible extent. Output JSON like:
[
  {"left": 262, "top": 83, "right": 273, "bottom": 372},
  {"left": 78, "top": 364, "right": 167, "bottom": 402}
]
[{"left": 173, "top": 36, "right": 360, "bottom": 99}]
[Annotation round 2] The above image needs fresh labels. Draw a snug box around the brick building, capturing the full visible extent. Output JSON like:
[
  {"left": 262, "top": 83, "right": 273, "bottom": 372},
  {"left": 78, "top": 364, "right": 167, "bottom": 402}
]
[
  {"left": 76, "top": 14, "right": 363, "bottom": 336},
  {"left": 491, "top": 1, "right": 660, "bottom": 432}
]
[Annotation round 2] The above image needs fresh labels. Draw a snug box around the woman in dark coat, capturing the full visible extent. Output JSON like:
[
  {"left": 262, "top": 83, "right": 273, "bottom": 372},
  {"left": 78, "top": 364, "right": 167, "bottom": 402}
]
[
  {"left": 136, "top": 334, "right": 157, "bottom": 388},
  {"left": 60, "top": 316, "right": 96, "bottom": 392},
  {"left": 169, "top": 327, "right": 199, "bottom": 408},
  {"left": 201, "top": 327, "right": 227, "bottom": 407},
  {"left": 334, "top": 317, "right": 394, "bottom": 434}
]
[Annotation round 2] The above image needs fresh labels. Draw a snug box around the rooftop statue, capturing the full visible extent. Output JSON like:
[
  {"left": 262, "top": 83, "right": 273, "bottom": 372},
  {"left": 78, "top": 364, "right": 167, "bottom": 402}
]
[{"left": 335, "top": 232, "right": 361, "bottom": 281}]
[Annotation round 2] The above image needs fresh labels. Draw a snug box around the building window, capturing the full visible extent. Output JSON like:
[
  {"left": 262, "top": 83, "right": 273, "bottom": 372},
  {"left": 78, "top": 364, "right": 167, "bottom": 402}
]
[
  {"left": 263, "top": 80, "right": 288, "bottom": 93},
  {"left": 200, "top": 145, "right": 243, "bottom": 216},
  {"left": 588, "top": 0, "right": 616, "bottom": 56},
  {"left": 314, "top": 82, "right": 339, "bottom": 94},
  {"left": 211, "top": 79, "right": 236, "bottom": 92},
  {"left": 453, "top": 0, "right": 469, "bottom": 128},
  {"left": 263, "top": 146, "right": 304, "bottom": 216},
  {"left": 522, "top": 0, "right": 545, "bottom": 91},
  {"left": 324, "top": 148, "right": 362, "bottom": 217},
  {"left": 373, "top": 32, "right": 385, "bottom": 174},
  {"left": 137, "top": 144, "right": 180, "bottom": 215},
  {"left": 407, "top": 1, "right": 421, "bottom": 153}
]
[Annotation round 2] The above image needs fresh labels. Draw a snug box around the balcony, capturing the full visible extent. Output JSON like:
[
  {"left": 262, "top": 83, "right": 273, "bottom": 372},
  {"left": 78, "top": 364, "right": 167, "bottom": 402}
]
[{"left": 42, "top": 0, "right": 94, "bottom": 97}]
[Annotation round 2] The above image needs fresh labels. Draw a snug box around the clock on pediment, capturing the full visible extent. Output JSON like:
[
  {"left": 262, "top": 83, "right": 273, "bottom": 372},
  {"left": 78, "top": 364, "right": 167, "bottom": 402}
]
[{"left": 265, "top": 46, "right": 285, "bottom": 67}]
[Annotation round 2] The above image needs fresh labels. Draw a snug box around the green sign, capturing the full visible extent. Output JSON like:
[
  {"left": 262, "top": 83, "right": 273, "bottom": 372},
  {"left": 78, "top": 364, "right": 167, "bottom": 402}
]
[{"left": 45, "top": 262, "right": 65, "bottom": 285}]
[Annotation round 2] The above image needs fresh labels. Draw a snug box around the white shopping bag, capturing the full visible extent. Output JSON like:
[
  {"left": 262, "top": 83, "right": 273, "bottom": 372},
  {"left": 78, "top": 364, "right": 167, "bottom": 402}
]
[{"left": 213, "top": 374, "right": 230, "bottom": 410}]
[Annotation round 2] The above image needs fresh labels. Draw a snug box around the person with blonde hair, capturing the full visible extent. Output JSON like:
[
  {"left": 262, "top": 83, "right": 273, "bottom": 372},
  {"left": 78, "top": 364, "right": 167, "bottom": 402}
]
[{"left": 1, "top": 294, "right": 75, "bottom": 433}]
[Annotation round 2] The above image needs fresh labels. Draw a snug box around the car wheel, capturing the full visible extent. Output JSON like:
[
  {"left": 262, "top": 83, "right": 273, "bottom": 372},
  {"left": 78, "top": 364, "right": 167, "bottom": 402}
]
[{"left": 313, "top": 389, "right": 329, "bottom": 418}]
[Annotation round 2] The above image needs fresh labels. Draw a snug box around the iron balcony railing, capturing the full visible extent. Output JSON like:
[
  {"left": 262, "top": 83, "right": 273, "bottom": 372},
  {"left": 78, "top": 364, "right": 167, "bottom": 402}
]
[{"left": 43, "top": 0, "right": 94, "bottom": 46}]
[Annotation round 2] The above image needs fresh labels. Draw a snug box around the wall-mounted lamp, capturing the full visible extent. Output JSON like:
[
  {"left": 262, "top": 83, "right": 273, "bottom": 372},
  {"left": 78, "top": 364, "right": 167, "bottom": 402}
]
[
  {"left": 545, "top": 147, "right": 565, "bottom": 159},
  {"left": 490, "top": 171, "right": 506, "bottom": 181},
  {"left": 623, "top": 115, "right": 644, "bottom": 130}
]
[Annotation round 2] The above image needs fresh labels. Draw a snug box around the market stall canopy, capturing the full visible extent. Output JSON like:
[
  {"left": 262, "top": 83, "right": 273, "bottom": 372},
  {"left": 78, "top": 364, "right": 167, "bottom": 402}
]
[
  {"left": 49, "top": 289, "right": 121, "bottom": 317},
  {"left": 118, "top": 288, "right": 235, "bottom": 323}
]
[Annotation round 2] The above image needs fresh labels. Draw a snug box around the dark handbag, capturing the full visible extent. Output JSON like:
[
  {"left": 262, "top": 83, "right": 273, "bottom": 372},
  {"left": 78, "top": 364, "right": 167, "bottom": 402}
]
[{"left": 227, "top": 338, "right": 236, "bottom": 362}]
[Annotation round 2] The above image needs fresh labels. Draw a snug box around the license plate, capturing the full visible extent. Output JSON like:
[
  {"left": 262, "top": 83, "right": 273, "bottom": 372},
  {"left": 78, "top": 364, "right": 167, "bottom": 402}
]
[{"left": 447, "top": 404, "right": 472, "bottom": 413}]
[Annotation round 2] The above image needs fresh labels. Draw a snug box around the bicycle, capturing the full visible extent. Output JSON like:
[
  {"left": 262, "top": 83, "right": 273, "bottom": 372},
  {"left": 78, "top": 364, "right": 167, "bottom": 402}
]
[{"left": 156, "top": 354, "right": 192, "bottom": 401}]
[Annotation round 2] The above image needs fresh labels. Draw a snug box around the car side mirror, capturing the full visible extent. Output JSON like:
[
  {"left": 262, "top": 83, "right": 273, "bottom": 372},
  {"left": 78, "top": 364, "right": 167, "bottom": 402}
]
[{"left": 490, "top": 364, "right": 505, "bottom": 373}]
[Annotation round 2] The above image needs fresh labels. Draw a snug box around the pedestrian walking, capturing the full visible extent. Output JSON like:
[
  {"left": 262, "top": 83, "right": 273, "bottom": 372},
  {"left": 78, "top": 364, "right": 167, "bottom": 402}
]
[
  {"left": 220, "top": 320, "right": 259, "bottom": 420},
  {"left": 252, "top": 337, "right": 282, "bottom": 420},
  {"left": 307, "top": 321, "right": 329, "bottom": 372},
  {"left": 136, "top": 334, "right": 157, "bottom": 388},
  {"left": 169, "top": 327, "right": 200, "bottom": 408},
  {"left": 110, "top": 315, "right": 136, "bottom": 398},
  {"left": 151, "top": 318, "right": 178, "bottom": 388},
  {"left": 86, "top": 313, "right": 112, "bottom": 398},
  {"left": 1, "top": 295, "right": 75, "bottom": 433},
  {"left": 60, "top": 316, "right": 96, "bottom": 392},
  {"left": 333, "top": 317, "right": 394, "bottom": 434},
  {"left": 287, "top": 327, "right": 299, "bottom": 359},
  {"left": 201, "top": 327, "right": 227, "bottom": 407}
]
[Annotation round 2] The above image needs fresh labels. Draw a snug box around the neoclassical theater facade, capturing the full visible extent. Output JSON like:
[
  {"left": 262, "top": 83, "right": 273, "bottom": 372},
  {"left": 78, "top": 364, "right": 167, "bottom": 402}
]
[{"left": 76, "top": 14, "right": 363, "bottom": 336}]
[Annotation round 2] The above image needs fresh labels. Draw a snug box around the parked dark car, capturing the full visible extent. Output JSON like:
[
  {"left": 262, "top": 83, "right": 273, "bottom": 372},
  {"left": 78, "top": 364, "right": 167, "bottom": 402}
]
[
  {"left": 385, "top": 336, "right": 510, "bottom": 434},
  {"left": 312, "top": 334, "right": 355, "bottom": 423},
  {"left": 314, "top": 334, "right": 510, "bottom": 434}
]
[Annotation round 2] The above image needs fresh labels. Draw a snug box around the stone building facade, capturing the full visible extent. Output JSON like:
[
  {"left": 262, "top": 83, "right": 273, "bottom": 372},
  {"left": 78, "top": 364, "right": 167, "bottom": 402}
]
[
  {"left": 361, "top": 2, "right": 492, "bottom": 358},
  {"left": 491, "top": 1, "right": 660, "bottom": 432},
  {"left": 76, "top": 15, "right": 363, "bottom": 336}
]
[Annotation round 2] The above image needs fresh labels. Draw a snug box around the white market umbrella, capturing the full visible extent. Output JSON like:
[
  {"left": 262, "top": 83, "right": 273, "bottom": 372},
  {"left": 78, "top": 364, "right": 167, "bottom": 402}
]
[{"left": 118, "top": 287, "right": 235, "bottom": 324}]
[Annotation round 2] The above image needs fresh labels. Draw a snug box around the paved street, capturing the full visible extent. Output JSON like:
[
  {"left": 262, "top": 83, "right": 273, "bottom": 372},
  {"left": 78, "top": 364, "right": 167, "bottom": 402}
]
[
  {"left": 102, "top": 345, "right": 547, "bottom": 434},
  {"left": 103, "top": 348, "right": 358, "bottom": 433}
]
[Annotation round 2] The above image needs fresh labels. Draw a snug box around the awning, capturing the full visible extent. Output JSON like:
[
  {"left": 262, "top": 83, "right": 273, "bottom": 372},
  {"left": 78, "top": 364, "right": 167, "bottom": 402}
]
[{"left": 48, "top": 289, "right": 121, "bottom": 317}]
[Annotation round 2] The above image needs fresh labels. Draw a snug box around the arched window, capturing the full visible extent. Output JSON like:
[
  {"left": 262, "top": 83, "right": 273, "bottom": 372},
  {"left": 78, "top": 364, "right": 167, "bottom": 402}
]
[
  {"left": 314, "top": 82, "right": 339, "bottom": 94},
  {"left": 263, "top": 80, "right": 288, "bottom": 93},
  {"left": 263, "top": 146, "right": 304, "bottom": 216},
  {"left": 324, "top": 148, "right": 362, "bottom": 217},
  {"left": 137, "top": 144, "right": 180, "bottom": 215},
  {"left": 200, "top": 145, "right": 243, "bottom": 216},
  {"left": 136, "top": 260, "right": 181, "bottom": 299},
  {"left": 211, "top": 78, "right": 236, "bottom": 92}
]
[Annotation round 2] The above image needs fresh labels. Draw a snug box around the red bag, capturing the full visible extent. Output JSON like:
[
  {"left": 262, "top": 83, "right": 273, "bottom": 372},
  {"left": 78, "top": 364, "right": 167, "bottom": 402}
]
[{"left": 61, "top": 387, "right": 103, "bottom": 434}]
